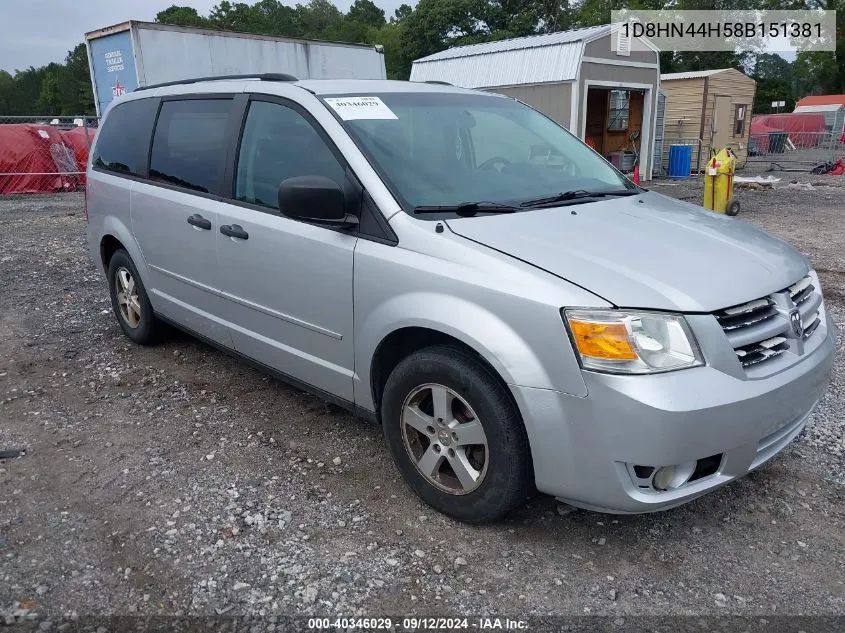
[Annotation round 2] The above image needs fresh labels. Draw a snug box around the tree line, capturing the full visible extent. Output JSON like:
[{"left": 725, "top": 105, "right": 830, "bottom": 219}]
[
  {"left": 0, "top": 43, "right": 93, "bottom": 116},
  {"left": 0, "top": 0, "right": 842, "bottom": 117}
]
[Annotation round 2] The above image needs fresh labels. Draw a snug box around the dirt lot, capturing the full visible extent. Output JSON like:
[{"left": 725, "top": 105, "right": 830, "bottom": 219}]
[{"left": 1, "top": 176, "right": 844, "bottom": 622}]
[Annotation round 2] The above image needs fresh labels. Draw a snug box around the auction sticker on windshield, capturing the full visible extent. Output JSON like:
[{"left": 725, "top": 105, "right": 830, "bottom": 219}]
[{"left": 324, "top": 96, "right": 398, "bottom": 120}]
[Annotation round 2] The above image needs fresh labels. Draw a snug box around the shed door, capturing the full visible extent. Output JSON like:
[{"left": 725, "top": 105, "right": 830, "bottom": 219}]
[
  {"left": 652, "top": 91, "right": 667, "bottom": 176},
  {"left": 711, "top": 95, "right": 733, "bottom": 151},
  {"left": 834, "top": 108, "right": 845, "bottom": 135}
]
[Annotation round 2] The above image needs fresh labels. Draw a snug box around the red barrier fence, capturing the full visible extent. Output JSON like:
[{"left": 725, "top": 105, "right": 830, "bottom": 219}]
[{"left": 0, "top": 117, "right": 98, "bottom": 195}]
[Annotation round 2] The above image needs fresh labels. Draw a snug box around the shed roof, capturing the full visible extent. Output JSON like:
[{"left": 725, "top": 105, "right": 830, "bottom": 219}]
[
  {"left": 660, "top": 69, "right": 733, "bottom": 81},
  {"left": 796, "top": 94, "right": 845, "bottom": 107},
  {"left": 414, "top": 25, "right": 610, "bottom": 63},
  {"left": 410, "top": 25, "right": 620, "bottom": 88},
  {"left": 794, "top": 104, "right": 845, "bottom": 113}
]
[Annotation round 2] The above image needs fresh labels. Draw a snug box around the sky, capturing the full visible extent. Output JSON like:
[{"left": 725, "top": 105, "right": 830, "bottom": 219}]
[
  {"left": 1, "top": 0, "right": 406, "bottom": 74},
  {"left": 2, "top": 1, "right": 802, "bottom": 75}
]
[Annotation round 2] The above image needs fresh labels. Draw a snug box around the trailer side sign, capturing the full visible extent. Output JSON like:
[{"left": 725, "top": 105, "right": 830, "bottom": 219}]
[{"left": 89, "top": 30, "right": 138, "bottom": 115}]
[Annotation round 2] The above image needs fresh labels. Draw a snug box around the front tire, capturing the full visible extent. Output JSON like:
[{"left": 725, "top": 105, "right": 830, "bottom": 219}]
[
  {"left": 106, "top": 249, "right": 162, "bottom": 345},
  {"left": 381, "top": 345, "right": 531, "bottom": 523}
]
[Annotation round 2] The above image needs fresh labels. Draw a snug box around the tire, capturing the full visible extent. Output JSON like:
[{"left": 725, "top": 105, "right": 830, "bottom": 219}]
[
  {"left": 381, "top": 345, "right": 531, "bottom": 523},
  {"left": 726, "top": 199, "right": 740, "bottom": 216},
  {"left": 106, "top": 249, "right": 162, "bottom": 345}
]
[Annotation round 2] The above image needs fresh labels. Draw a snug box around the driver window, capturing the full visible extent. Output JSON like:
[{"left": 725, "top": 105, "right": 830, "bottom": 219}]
[
  {"left": 235, "top": 101, "right": 345, "bottom": 209},
  {"left": 470, "top": 110, "right": 577, "bottom": 173},
  {"left": 469, "top": 111, "right": 543, "bottom": 167}
]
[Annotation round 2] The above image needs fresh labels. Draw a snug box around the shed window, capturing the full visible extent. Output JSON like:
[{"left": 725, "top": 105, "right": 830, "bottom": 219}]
[
  {"left": 608, "top": 90, "right": 630, "bottom": 131},
  {"left": 734, "top": 105, "right": 747, "bottom": 136}
]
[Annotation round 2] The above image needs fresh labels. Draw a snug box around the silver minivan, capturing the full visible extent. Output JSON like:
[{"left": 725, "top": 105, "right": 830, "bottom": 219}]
[{"left": 86, "top": 75, "right": 835, "bottom": 522}]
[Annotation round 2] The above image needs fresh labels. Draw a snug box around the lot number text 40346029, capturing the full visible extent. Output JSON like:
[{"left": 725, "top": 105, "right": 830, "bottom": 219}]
[{"left": 306, "top": 617, "right": 530, "bottom": 630}]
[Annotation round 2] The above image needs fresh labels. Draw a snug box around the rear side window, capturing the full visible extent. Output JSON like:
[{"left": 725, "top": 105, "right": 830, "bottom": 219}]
[
  {"left": 149, "top": 99, "right": 233, "bottom": 193},
  {"left": 92, "top": 98, "right": 157, "bottom": 176}
]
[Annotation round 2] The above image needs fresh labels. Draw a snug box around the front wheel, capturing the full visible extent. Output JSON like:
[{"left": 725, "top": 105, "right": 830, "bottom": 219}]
[{"left": 381, "top": 346, "right": 531, "bottom": 522}]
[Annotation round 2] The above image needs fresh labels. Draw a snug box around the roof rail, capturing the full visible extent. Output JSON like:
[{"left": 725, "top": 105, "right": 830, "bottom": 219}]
[
  {"left": 135, "top": 73, "right": 298, "bottom": 92},
  {"left": 423, "top": 80, "right": 453, "bottom": 86}
]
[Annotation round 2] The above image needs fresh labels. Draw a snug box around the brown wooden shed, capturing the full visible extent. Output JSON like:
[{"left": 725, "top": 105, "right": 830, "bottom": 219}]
[{"left": 660, "top": 68, "right": 756, "bottom": 171}]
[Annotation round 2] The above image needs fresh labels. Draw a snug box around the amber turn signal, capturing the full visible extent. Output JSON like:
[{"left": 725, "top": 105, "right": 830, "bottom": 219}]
[{"left": 568, "top": 319, "right": 637, "bottom": 360}]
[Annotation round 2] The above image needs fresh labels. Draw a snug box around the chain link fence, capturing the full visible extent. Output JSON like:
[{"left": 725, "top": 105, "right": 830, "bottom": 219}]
[
  {"left": 653, "top": 137, "right": 710, "bottom": 179},
  {"left": 746, "top": 130, "right": 845, "bottom": 172},
  {"left": 656, "top": 130, "right": 845, "bottom": 177},
  {"left": 0, "top": 115, "right": 99, "bottom": 195}
]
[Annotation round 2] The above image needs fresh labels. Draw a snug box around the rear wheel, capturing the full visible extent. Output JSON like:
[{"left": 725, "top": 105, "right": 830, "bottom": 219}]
[
  {"left": 106, "top": 249, "right": 162, "bottom": 345},
  {"left": 381, "top": 345, "right": 531, "bottom": 522}
]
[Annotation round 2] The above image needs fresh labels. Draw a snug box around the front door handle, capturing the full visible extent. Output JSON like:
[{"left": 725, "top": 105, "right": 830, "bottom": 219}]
[
  {"left": 220, "top": 224, "right": 249, "bottom": 240},
  {"left": 187, "top": 214, "right": 211, "bottom": 230}
]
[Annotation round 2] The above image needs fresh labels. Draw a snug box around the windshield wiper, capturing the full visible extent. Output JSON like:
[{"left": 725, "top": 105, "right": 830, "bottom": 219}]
[
  {"left": 519, "top": 188, "right": 640, "bottom": 208},
  {"left": 413, "top": 201, "right": 519, "bottom": 217}
]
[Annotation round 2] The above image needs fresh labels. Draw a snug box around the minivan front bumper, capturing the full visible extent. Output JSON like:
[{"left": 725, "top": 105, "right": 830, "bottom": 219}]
[{"left": 512, "top": 313, "right": 836, "bottom": 513}]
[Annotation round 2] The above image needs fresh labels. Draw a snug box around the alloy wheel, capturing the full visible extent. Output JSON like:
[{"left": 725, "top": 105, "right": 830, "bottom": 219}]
[
  {"left": 400, "top": 383, "right": 489, "bottom": 495},
  {"left": 115, "top": 267, "right": 142, "bottom": 328}
]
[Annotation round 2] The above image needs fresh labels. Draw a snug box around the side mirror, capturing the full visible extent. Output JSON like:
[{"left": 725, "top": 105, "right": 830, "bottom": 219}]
[{"left": 278, "top": 175, "right": 359, "bottom": 228}]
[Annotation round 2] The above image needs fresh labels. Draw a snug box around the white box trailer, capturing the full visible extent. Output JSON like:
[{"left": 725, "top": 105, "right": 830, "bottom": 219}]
[{"left": 85, "top": 21, "right": 387, "bottom": 116}]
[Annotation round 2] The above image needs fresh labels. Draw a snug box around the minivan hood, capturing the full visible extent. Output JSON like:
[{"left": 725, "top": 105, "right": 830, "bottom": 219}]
[{"left": 446, "top": 191, "right": 809, "bottom": 312}]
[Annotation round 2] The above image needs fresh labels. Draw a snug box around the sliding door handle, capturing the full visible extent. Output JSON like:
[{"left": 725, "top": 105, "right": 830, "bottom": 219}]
[{"left": 187, "top": 214, "right": 211, "bottom": 230}]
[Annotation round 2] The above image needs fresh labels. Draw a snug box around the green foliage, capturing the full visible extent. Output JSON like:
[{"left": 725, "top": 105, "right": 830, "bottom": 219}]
[
  {"left": 0, "top": 43, "right": 95, "bottom": 116},
  {"left": 156, "top": 5, "right": 210, "bottom": 27},
  {"left": 372, "top": 22, "right": 407, "bottom": 79},
  {"left": 0, "top": 71, "right": 14, "bottom": 114},
  {"left": 209, "top": 1, "right": 257, "bottom": 30},
  {"left": 1, "top": 0, "right": 843, "bottom": 113},
  {"left": 392, "top": 4, "right": 413, "bottom": 22},
  {"left": 61, "top": 44, "right": 98, "bottom": 114},
  {"left": 348, "top": 0, "right": 386, "bottom": 27},
  {"left": 36, "top": 66, "right": 62, "bottom": 115},
  {"left": 752, "top": 53, "right": 794, "bottom": 113},
  {"left": 793, "top": 51, "right": 842, "bottom": 96},
  {"left": 398, "top": 0, "right": 486, "bottom": 69},
  {"left": 297, "top": 0, "right": 344, "bottom": 37}
]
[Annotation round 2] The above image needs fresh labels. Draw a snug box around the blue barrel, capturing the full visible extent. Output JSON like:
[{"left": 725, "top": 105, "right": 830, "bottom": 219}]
[{"left": 668, "top": 144, "right": 693, "bottom": 178}]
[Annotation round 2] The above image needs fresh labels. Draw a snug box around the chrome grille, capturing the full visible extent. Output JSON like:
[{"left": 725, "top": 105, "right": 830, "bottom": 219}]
[
  {"left": 789, "top": 276, "right": 814, "bottom": 305},
  {"left": 714, "top": 297, "right": 778, "bottom": 331},
  {"left": 734, "top": 336, "right": 789, "bottom": 367},
  {"left": 715, "top": 275, "right": 823, "bottom": 370},
  {"left": 802, "top": 312, "right": 821, "bottom": 340}
]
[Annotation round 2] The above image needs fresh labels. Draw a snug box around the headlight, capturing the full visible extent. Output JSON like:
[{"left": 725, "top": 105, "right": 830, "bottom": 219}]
[{"left": 564, "top": 309, "right": 703, "bottom": 374}]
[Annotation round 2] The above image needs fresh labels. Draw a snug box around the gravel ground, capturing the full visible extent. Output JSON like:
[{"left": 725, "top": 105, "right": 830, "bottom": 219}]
[{"left": 1, "top": 177, "right": 844, "bottom": 622}]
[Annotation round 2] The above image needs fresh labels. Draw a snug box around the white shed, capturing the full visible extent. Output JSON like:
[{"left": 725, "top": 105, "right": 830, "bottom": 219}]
[
  {"left": 793, "top": 104, "right": 845, "bottom": 135},
  {"left": 410, "top": 25, "right": 661, "bottom": 180}
]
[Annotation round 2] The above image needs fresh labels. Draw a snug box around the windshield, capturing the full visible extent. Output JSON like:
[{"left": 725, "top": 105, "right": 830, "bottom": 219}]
[{"left": 324, "top": 92, "right": 635, "bottom": 213}]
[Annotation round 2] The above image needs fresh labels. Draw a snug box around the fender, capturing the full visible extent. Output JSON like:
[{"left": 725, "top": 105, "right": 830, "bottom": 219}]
[
  {"left": 355, "top": 291, "right": 589, "bottom": 412},
  {"left": 98, "top": 214, "right": 157, "bottom": 306}
]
